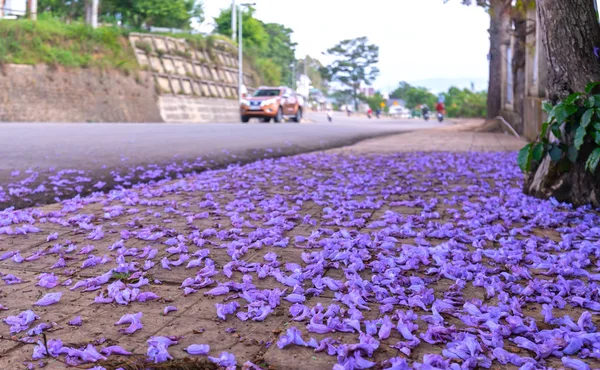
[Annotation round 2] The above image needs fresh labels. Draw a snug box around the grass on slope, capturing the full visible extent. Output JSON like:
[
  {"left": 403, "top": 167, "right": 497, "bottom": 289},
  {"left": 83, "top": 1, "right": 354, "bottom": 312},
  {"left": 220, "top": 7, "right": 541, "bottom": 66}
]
[{"left": 0, "top": 17, "right": 137, "bottom": 72}]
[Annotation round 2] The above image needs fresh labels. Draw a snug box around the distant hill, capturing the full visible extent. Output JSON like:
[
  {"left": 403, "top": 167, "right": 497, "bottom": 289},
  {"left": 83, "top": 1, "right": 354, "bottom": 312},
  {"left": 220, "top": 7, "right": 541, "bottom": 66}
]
[{"left": 407, "top": 78, "right": 488, "bottom": 94}]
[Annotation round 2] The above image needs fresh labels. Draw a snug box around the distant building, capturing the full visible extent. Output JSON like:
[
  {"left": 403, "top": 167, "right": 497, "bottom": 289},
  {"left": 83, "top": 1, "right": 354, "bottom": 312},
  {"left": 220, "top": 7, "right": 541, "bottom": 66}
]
[
  {"left": 1, "top": 0, "right": 27, "bottom": 18},
  {"left": 360, "top": 86, "right": 375, "bottom": 97},
  {"left": 387, "top": 98, "right": 407, "bottom": 108}
]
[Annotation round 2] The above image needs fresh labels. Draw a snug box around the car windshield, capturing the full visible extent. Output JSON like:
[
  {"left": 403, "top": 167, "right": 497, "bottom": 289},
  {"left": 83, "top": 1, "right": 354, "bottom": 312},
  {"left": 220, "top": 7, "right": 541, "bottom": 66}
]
[{"left": 253, "top": 89, "right": 281, "bottom": 97}]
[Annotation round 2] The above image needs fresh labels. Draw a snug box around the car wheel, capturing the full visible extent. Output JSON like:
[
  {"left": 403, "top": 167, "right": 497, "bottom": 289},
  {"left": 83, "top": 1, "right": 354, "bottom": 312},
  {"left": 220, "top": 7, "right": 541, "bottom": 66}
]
[
  {"left": 274, "top": 107, "right": 283, "bottom": 123},
  {"left": 241, "top": 116, "right": 250, "bottom": 123},
  {"left": 261, "top": 117, "right": 271, "bottom": 123},
  {"left": 292, "top": 108, "right": 302, "bottom": 123}
]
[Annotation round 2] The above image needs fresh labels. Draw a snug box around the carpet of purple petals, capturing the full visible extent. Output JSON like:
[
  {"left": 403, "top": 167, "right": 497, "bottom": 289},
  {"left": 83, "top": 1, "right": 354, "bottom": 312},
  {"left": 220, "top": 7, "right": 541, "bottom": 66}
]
[{"left": 0, "top": 151, "right": 599, "bottom": 370}]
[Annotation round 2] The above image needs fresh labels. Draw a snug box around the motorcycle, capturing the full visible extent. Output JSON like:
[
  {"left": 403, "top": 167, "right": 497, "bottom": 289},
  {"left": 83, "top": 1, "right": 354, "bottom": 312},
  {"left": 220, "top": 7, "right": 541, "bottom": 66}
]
[
  {"left": 327, "top": 112, "right": 333, "bottom": 123},
  {"left": 437, "top": 113, "right": 444, "bottom": 122},
  {"left": 423, "top": 112, "right": 430, "bottom": 121}
]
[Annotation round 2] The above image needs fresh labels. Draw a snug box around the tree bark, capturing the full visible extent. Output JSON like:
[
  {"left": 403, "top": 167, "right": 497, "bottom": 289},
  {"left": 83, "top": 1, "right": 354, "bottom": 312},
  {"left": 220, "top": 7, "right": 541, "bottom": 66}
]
[
  {"left": 486, "top": 0, "right": 512, "bottom": 120},
  {"left": 524, "top": 0, "right": 600, "bottom": 206},
  {"left": 538, "top": 0, "right": 600, "bottom": 101},
  {"left": 511, "top": 4, "right": 528, "bottom": 133}
]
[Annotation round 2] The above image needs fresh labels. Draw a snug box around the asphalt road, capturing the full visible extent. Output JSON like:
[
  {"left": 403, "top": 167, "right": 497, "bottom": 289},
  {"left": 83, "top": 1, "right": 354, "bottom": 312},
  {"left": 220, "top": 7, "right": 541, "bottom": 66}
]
[{"left": 0, "top": 113, "right": 445, "bottom": 208}]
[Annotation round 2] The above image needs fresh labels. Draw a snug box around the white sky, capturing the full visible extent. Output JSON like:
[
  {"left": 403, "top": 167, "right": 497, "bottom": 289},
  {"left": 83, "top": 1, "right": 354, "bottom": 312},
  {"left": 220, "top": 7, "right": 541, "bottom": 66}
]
[{"left": 199, "top": 0, "right": 492, "bottom": 92}]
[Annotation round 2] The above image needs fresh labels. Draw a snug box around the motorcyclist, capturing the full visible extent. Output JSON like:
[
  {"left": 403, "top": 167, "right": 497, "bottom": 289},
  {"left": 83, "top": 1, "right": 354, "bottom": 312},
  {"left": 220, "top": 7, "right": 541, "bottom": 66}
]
[
  {"left": 421, "top": 104, "right": 430, "bottom": 117},
  {"left": 435, "top": 101, "right": 446, "bottom": 116},
  {"left": 327, "top": 108, "right": 333, "bottom": 122},
  {"left": 367, "top": 108, "right": 373, "bottom": 118},
  {"left": 375, "top": 108, "right": 381, "bottom": 118}
]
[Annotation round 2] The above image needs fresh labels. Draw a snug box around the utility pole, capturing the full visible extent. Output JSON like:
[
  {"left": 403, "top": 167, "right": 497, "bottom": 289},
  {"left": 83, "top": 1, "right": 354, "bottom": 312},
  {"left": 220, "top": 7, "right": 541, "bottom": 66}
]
[
  {"left": 91, "top": 0, "right": 98, "bottom": 28},
  {"left": 238, "top": 3, "right": 255, "bottom": 102},
  {"left": 28, "top": 0, "right": 37, "bottom": 20},
  {"left": 238, "top": 5, "right": 243, "bottom": 102},
  {"left": 231, "top": 0, "right": 236, "bottom": 41},
  {"left": 85, "top": 0, "right": 99, "bottom": 28}
]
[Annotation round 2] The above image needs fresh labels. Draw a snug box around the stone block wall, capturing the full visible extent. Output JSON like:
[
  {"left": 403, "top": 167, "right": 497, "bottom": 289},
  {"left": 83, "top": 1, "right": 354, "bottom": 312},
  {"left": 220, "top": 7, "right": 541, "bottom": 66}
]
[
  {"left": 0, "top": 64, "right": 162, "bottom": 123},
  {"left": 129, "top": 33, "right": 254, "bottom": 102},
  {"left": 158, "top": 96, "right": 240, "bottom": 123}
]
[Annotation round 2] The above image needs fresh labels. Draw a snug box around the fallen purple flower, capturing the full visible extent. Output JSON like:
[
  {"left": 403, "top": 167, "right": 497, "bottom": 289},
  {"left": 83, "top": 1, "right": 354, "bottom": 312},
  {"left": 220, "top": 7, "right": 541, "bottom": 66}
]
[
  {"left": 34, "top": 292, "right": 62, "bottom": 306},
  {"left": 185, "top": 344, "right": 210, "bottom": 355}
]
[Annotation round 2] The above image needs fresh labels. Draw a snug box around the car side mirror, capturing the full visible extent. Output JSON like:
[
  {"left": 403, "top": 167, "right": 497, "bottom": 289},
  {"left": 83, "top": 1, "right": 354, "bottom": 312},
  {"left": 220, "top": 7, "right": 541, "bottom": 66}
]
[{"left": 282, "top": 94, "right": 290, "bottom": 99}]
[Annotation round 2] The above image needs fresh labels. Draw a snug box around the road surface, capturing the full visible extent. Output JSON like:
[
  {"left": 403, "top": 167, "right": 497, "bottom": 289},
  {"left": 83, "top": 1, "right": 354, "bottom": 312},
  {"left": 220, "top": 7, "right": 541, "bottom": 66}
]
[{"left": 0, "top": 113, "right": 444, "bottom": 208}]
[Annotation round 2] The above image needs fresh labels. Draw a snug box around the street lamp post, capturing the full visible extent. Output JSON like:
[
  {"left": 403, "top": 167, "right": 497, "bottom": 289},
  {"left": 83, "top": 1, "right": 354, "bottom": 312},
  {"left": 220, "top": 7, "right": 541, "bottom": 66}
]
[
  {"left": 238, "top": 3, "right": 256, "bottom": 103},
  {"left": 231, "top": 0, "right": 236, "bottom": 41}
]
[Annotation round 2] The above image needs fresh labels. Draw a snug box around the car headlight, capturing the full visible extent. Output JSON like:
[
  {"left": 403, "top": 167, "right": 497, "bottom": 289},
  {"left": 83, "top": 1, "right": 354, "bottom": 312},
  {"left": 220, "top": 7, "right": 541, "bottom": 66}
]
[
  {"left": 241, "top": 99, "right": 250, "bottom": 106},
  {"left": 261, "top": 98, "right": 277, "bottom": 106}
]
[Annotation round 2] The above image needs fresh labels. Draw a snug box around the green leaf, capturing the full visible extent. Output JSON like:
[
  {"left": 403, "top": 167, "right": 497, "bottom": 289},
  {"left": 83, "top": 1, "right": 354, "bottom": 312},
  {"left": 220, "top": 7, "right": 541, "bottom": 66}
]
[
  {"left": 540, "top": 121, "right": 549, "bottom": 138},
  {"left": 567, "top": 145, "right": 578, "bottom": 163},
  {"left": 552, "top": 103, "right": 577, "bottom": 123},
  {"left": 581, "top": 109, "right": 595, "bottom": 128},
  {"left": 586, "top": 96, "right": 596, "bottom": 109},
  {"left": 532, "top": 143, "right": 545, "bottom": 161},
  {"left": 565, "top": 93, "right": 582, "bottom": 105},
  {"left": 549, "top": 145, "right": 563, "bottom": 161},
  {"left": 551, "top": 122, "right": 562, "bottom": 139},
  {"left": 518, "top": 144, "right": 533, "bottom": 172},
  {"left": 585, "top": 148, "right": 600, "bottom": 173},
  {"left": 574, "top": 125, "right": 587, "bottom": 150},
  {"left": 585, "top": 82, "right": 600, "bottom": 94},
  {"left": 592, "top": 131, "right": 600, "bottom": 145},
  {"left": 595, "top": 95, "right": 600, "bottom": 108},
  {"left": 595, "top": 122, "right": 600, "bottom": 131},
  {"left": 542, "top": 101, "right": 553, "bottom": 114}
]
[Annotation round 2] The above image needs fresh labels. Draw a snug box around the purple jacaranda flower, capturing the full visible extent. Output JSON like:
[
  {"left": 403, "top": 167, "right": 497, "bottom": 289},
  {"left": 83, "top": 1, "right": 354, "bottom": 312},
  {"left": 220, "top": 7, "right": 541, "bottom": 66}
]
[
  {"left": 4, "top": 310, "right": 39, "bottom": 334},
  {"left": 277, "top": 327, "right": 307, "bottom": 348},
  {"left": 136, "top": 292, "right": 159, "bottom": 302},
  {"left": 0, "top": 251, "right": 17, "bottom": 260},
  {"left": 216, "top": 301, "right": 240, "bottom": 320},
  {"left": 594, "top": 46, "right": 600, "bottom": 59},
  {"left": 378, "top": 316, "right": 394, "bottom": 340},
  {"left": 68, "top": 316, "right": 83, "bottom": 326},
  {"left": 290, "top": 304, "right": 310, "bottom": 321},
  {"left": 382, "top": 357, "right": 410, "bottom": 370},
  {"left": 2, "top": 274, "right": 22, "bottom": 285},
  {"left": 185, "top": 344, "right": 210, "bottom": 355},
  {"left": 128, "top": 277, "right": 149, "bottom": 289},
  {"left": 204, "top": 285, "right": 230, "bottom": 296},
  {"left": 147, "top": 336, "right": 178, "bottom": 363},
  {"left": 34, "top": 292, "right": 62, "bottom": 306},
  {"left": 37, "top": 273, "right": 58, "bottom": 289},
  {"left": 51, "top": 257, "right": 66, "bottom": 269},
  {"left": 46, "top": 232, "right": 58, "bottom": 242},
  {"left": 208, "top": 352, "right": 237, "bottom": 367},
  {"left": 11, "top": 253, "right": 23, "bottom": 263},
  {"left": 27, "top": 322, "right": 52, "bottom": 336},
  {"left": 285, "top": 293, "right": 306, "bottom": 303},
  {"left": 163, "top": 306, "right": 177, "bottom": 316},
  {"left": 87, "top": 226, "right": 104, "bottom": 240},
  {"left": 101, "top": 345, "right": 132, "bottom": 356},
  {"left": 115, "top": 312, "right": 143, "bottom": 334},
  {"left": 562, "top": 356, "right": 591, "bottom": 370}
]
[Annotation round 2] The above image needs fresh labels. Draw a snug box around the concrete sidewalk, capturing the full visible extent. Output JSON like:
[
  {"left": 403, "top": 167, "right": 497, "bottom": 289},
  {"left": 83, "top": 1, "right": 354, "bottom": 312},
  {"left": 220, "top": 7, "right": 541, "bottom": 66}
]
[
  {"left": 1, "top": 122, "right": 590, "bottom": 370},
  {"left": 327, "top": 119, "right": 526, "bottom": 153}
]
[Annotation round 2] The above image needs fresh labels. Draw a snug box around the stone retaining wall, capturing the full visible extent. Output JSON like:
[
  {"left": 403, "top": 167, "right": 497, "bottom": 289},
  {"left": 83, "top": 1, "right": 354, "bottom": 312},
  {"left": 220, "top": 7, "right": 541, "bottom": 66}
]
[
  {"left": 0, "top": 64, "right": 162, "bottom": 123},
  {"left": 158, "top": 96, "right": 239, "bottom": 123}
]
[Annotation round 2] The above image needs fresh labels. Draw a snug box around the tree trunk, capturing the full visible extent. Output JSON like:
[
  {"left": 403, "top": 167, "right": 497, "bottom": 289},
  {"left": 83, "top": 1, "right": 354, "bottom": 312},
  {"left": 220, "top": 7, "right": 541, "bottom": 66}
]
[
  {"left": 524, "top": 0, "right": 600, "bottom": 207},
  {"left": 511, "top": 4, "right": 528, "bottom": 133},
  {"left": 538, "top": 0, "right": 600, "bottom": 101},
  {"left": 486, "top": 0, "right": 512, "bottom": 120}
]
